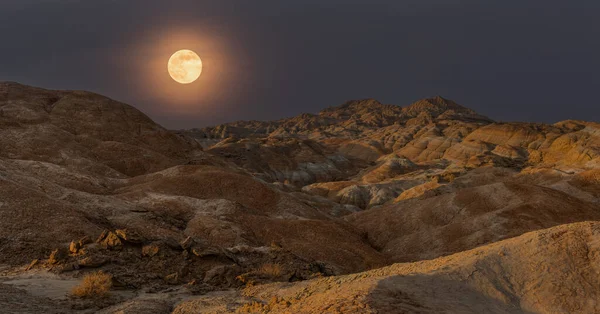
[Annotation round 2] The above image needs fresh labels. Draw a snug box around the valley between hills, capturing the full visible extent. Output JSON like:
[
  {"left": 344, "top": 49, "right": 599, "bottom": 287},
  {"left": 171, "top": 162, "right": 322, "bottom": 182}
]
[{"left": 1, "top": 81, "right": 599, "bottom": 313}]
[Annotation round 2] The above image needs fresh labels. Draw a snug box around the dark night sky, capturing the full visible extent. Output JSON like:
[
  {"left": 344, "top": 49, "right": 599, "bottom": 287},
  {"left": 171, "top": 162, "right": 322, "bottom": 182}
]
[{"left": 1, "top": 0, "right": 599, "bottom": 129}]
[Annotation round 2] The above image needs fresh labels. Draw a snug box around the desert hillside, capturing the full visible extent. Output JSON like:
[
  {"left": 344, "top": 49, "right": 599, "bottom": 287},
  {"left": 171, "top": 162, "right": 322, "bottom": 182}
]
[
  {"left": 174, "top": 222, "right": 600, "bottom": 314},
  {"left": 1, "top": 82, "right": 599, "bottom": 313}
]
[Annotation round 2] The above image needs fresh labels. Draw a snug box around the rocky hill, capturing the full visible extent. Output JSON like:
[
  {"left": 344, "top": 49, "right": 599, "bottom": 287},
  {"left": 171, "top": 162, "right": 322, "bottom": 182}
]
[
  {"left": 186, "top": 96, "right": 598, "bottom": 188},
  {"left": 0, "top": 82, "right": 599, "bottom": 313}
]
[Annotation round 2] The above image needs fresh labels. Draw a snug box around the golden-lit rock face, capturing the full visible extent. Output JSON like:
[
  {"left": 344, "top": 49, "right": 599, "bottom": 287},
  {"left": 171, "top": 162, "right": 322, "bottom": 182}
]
[{"left": 168, "top": 49, "right": 202, "bottom": 84}]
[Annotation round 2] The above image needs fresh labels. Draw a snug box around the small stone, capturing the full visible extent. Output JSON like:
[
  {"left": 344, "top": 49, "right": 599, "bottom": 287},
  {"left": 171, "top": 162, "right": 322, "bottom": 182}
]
[{"left": 69, "top": 241, "right": 80, "bottom": 254}]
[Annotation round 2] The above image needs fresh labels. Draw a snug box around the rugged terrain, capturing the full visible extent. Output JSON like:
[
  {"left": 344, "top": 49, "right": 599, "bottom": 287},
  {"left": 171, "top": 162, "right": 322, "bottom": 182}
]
[{"left": 0, "top": 82, "right": 599, "bottom": 313}]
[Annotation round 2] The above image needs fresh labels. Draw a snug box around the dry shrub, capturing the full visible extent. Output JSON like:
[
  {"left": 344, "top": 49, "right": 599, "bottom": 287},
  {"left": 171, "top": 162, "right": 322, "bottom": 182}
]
[
  {"left": 258, "top": 263, "right": 282, "bottom": 277},
  {"left": 71, "top": 271, "right": 112, "bottom": 298}
]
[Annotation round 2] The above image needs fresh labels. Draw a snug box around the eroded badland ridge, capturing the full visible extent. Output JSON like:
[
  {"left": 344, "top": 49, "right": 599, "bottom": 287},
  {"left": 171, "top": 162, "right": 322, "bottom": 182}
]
[{"left": 1, "top": 82, "right": 599, "bottom": 313}]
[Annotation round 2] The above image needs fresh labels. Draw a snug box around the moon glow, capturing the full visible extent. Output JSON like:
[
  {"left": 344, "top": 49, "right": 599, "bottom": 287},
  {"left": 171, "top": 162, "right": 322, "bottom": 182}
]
[{"left": 168, "top": 49, "right": 202, "bottom": 84}]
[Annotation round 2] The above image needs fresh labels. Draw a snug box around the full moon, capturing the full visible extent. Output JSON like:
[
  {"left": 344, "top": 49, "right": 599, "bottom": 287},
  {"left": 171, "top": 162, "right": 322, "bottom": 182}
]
[{"left": 168, "top": 49, "right": 202, "bottom": 84}]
